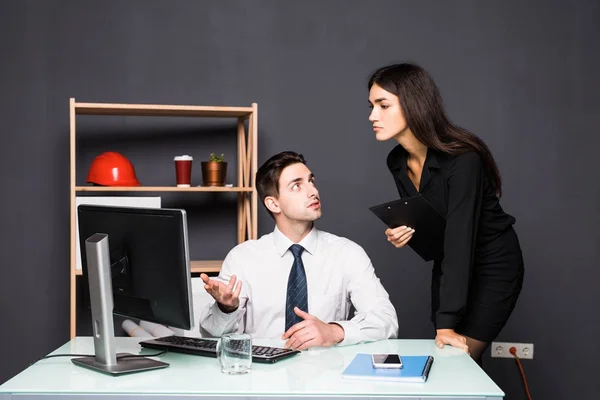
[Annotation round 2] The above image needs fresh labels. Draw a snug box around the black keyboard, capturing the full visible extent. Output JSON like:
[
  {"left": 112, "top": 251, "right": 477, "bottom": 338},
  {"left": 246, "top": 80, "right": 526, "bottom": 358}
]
[{"left": 140, "top": 335, "right": 300, "bottom": 364}]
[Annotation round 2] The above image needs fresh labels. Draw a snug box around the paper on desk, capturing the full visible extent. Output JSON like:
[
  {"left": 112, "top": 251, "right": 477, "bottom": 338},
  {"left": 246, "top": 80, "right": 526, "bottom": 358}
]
[
  {"left": 122, "top": 319, "right": 153, "bottom": 337},
  {"left": 139, "top": 320, "right": 175, "bottom": 337}
]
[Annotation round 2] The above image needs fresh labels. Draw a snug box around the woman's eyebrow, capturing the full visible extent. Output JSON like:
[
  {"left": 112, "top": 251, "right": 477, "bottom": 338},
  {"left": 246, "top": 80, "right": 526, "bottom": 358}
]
[{"left": 372, "top": 97, "right": 388, "bottom": 103}]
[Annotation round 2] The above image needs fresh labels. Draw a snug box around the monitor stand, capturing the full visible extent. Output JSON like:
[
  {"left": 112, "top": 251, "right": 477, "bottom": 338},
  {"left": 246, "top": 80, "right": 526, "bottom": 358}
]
[{"left": 72, "top": 233, "right": 169, "bottom": 375}]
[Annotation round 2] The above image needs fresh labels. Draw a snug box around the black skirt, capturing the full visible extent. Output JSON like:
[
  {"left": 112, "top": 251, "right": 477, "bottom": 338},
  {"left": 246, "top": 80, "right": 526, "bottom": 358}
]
[{"left": 431, "top": 227, "right": 524, "bottom": 342}]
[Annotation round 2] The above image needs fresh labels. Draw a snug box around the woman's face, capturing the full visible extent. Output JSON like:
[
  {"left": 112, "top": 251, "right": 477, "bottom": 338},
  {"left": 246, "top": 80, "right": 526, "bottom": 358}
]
[{"left": 368, "top": 83, "right": 408, "bottom": 141}]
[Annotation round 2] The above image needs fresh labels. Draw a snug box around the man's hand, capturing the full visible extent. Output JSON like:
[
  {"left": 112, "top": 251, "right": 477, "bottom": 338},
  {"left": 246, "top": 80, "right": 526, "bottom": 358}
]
[
  {"left": 435, "top": 328, "right": 470, "bottom": 354},
  {"left": 281, "top": 307, "right": 345, "bottom": 350},
  {"left": 200, "top": 273, "right": 242, "bottom": 313},
  {"left": 385, "top": 226, "right": 415, "bottom": 248}
]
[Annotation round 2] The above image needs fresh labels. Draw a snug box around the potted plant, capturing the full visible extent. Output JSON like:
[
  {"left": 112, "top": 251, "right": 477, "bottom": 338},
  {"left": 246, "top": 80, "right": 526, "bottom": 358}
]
[{"left": 201, "top": 153, "right": 227, "bottom": 186}]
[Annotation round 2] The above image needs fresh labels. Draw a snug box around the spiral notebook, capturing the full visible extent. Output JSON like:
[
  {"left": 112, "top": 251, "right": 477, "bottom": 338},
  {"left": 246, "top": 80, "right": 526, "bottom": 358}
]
[
  {"left": 342, "top": 353, "right": 434, "bottom": 383},
  {"left": 369, "top": 195, "right": 445, "bottom": 261}
]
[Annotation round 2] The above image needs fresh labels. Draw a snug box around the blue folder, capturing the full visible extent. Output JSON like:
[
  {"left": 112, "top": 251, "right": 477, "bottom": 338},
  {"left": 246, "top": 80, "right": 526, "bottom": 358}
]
[{"left": 342, "top": 353, "right": 434, "bottom": 382}]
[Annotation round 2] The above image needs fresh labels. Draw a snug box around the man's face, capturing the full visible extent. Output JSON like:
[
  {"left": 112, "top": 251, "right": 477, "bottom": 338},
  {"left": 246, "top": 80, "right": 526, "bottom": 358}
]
[{"left": 267, "top": 162, "right": 322, "bottom": 223}]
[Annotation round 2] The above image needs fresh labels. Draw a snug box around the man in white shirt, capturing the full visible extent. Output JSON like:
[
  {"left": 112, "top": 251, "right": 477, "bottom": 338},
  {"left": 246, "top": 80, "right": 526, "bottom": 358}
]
[{"left": 199, "top": 151, "right": 398, "bottom": 350}]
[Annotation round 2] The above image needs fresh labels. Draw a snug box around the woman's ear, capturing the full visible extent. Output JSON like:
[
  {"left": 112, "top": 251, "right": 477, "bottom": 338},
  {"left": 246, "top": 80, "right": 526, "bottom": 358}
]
[{"left": 264, "top": 196, "right": 280, "bottom": 215}]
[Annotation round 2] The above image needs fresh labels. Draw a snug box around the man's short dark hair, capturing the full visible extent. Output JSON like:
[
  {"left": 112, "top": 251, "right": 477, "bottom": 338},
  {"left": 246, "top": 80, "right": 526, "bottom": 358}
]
[{"left": 256, "top": 151, "right": 306, "bottom": 218}]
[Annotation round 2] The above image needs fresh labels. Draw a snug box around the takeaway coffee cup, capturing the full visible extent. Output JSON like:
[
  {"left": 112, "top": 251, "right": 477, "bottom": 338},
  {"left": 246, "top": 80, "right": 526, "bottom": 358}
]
[{"left": 174, "top": 155, "right": 193, "bottom": 187}]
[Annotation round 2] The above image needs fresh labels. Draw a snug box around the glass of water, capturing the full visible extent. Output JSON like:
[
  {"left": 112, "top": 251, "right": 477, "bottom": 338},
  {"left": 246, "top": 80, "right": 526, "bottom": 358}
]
[{"left": 217, "top": 333, "right": 252, "bottom": 374}]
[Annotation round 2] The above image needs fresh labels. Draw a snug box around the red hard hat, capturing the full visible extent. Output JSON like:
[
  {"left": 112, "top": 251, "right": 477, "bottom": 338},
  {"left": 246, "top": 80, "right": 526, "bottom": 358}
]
[{"left": 86, "top": 152, "right": 141, "bottom": 186}]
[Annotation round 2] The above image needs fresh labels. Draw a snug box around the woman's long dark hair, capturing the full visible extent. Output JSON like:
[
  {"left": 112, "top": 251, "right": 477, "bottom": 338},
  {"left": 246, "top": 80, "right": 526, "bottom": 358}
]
[{"left": 368, "top": 63, "right": 502, "bottom": 196}]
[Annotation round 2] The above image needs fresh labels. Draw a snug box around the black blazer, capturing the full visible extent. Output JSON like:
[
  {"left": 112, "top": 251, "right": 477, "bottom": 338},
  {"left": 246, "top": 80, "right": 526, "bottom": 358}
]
[{"left": 387, "top": 145, "right": 516, "bottom": 329}]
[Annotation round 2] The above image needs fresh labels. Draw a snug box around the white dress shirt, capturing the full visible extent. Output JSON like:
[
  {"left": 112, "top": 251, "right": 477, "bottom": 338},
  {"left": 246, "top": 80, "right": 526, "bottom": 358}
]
[{"left": 198, "top": 226, "right": 398, "bottom": 345}]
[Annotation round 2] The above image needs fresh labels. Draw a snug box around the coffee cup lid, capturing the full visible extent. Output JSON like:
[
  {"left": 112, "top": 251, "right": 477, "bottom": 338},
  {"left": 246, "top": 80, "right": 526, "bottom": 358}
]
[{"left": 174, "top": 155, "right": 193, "bottom": 161}]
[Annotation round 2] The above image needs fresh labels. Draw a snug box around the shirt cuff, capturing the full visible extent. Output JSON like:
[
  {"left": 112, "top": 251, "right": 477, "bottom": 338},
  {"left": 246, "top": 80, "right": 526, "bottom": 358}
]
[
  {"left": 209, "top": 302, "right": 245, "bottom": 333},
  {"left": 435, "top": 312, "right": 458, "bottom": 330},
  {"left": 331, "top": 320, "right": 360, "bottom": 346}
]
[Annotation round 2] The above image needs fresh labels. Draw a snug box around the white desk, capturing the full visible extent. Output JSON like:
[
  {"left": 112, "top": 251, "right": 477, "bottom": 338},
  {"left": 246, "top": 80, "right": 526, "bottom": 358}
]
[{"left": 0, "top": 337, "right": 503, "bottom": 399}]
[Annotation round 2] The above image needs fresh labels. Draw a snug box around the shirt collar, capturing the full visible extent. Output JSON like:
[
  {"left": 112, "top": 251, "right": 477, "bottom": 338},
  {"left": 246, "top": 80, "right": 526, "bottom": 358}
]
[
  {"left": 425, "top": 149, "right": 440, "bottom": 169},
  {"left": 387, "top": 145, "right": 440, "bottom": 194},
  {"left": 273, "top": 225, "right": 319, "bottom": 257},
  {"left": 387, "top": 145, "right": 440, "bottom": 171}
]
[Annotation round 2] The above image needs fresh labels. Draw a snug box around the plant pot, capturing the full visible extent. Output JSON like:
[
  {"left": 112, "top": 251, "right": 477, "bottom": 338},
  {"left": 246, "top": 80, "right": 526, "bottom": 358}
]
[{"left": 201, "top": 161, "right": 227, "bottom": 186}]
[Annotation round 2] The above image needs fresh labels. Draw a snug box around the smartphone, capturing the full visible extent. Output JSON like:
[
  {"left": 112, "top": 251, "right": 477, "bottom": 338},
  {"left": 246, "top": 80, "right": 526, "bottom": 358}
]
[{"left": 371, "top": 353, "right": 403, "bottom": 369}]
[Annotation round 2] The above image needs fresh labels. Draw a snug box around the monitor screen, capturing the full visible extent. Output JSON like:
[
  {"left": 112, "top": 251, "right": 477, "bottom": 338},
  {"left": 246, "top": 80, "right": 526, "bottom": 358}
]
[{"left": 77, "top": 204, "right": 194, "bottom": 330}]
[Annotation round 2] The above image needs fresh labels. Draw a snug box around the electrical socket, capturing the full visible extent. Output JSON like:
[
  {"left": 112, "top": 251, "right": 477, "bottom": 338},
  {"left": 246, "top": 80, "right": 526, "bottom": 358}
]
[{"left": 491, "top": 342, "right": 534, "bottom": 359}]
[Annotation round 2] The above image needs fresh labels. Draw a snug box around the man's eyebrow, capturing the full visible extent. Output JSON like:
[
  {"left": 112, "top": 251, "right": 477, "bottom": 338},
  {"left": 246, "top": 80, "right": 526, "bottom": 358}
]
[
  {"left": 286, "top": 177, "right": 303, "bottom": 186},
  {"left": 286, "top": 174, "right": 315, "bottom": 186}
]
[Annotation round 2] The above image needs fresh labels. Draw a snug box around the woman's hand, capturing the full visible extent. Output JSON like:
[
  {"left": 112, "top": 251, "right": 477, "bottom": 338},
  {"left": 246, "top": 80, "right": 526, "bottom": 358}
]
[
  {"left": 385, "top": 226, "right": 415, "bottom": 248},
  {"left": 435, "top": 329, "right": 470, "bottom": 354}
]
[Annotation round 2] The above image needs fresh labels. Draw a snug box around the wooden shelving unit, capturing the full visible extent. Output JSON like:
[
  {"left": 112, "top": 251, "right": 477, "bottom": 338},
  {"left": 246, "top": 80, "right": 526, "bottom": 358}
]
[{"left": 69, "top": 98, "right": 258, "bottom": 338}]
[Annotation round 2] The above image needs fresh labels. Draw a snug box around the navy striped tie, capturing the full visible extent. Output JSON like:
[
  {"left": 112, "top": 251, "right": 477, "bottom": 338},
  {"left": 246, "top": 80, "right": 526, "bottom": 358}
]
[{"left": 285, "top": 244, "right": 308, "bottom": 331}]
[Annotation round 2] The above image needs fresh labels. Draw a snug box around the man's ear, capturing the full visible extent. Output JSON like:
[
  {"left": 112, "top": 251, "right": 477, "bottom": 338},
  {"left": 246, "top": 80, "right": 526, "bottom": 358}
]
[{"left": 264, "top": 196, "right": 280, "bottom": 215}]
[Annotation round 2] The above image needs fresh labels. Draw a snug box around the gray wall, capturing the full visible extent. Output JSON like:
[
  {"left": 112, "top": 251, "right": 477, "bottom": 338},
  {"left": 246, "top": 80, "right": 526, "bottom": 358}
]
[{"left": 1, "top": 0, "right": 599, "bottom": 398}]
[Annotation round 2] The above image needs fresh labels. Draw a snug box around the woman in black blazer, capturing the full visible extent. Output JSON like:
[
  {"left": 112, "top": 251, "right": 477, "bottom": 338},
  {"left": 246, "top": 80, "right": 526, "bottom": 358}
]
[{"left": 367, "top": 63, "right": 524, "bottom": 363}]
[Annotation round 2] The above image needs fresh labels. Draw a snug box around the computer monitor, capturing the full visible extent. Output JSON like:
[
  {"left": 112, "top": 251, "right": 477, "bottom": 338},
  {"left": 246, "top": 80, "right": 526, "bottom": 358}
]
[{"left": 75, "top": 204, "right": 194, "bottom": 375}]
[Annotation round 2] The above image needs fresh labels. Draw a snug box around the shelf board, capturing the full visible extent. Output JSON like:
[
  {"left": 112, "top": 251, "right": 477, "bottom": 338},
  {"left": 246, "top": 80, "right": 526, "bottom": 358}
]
[
  {"left": 74, "top": 102, "right": 253, "bottom": 118},
  {"left": 75, "top": 186, "right": 253, "bottom": 192},
  {"left": 191, "top": 260, "right": 222, "bottom": 273},
  {"left": 74, "top": 260, "right": 221, "bottom": 276}
]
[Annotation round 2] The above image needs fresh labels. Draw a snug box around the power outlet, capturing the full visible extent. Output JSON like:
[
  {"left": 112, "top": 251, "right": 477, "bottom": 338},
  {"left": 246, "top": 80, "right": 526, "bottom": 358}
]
[{"left": 491, "top": 342, "right": 534, "bottom": 359}]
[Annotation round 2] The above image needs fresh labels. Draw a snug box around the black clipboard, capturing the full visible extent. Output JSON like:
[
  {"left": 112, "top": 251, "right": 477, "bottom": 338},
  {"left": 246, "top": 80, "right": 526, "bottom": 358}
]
[{"left": 369, "top": 195, "right": 446, "bottom": 261}]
